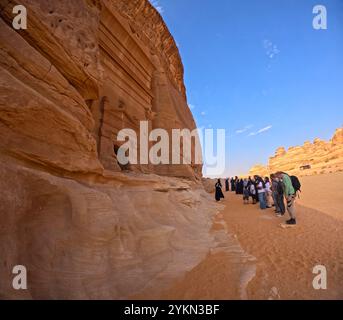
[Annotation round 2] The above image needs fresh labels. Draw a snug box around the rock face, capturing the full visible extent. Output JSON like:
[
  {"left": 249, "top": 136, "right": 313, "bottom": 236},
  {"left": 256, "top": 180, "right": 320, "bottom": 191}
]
[
  {"left": 202, "top": 178, "right": 217, "bottom": 194},
  {"left": 0, "top": 0, "right": 213, "bottom": 299},
  {"left": 248, "top": 165, "right": 269, "bottom": 178},
  {"left": 0, "top": 0, "right": 201, "bottom": 178},
  {"left": 248, "top": 128, "right": 343, "bottom": 177}
]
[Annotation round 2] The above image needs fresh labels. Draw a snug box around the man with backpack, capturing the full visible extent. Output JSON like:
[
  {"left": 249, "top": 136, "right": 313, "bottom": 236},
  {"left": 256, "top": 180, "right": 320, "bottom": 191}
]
[{"left": 276, "top": 172, "right": 299, "bottom": 225}]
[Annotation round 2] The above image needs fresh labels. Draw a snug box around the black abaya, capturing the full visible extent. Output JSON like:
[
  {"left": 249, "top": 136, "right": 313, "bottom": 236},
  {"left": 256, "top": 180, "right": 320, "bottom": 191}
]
[{"left": 215, "top": 182, "right": 225, "bottom": 201}]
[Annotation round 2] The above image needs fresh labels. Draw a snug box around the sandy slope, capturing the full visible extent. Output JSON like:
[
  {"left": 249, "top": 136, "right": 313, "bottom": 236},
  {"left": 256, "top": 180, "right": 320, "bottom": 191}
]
[
  {"left": 298, "top": 172, "right": 343, "bottom": 221},
  {"left": 147, "top": 173, "right": 343, "bottom": 300},
  {"left": 224, "top": 193, "right": 343, "bottom": 299}
]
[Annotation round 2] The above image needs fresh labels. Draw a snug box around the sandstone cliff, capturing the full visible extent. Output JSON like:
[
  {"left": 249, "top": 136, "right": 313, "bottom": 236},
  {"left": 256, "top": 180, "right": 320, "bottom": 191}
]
[
  {"left": 0, "top": 0, "right": 215, "bottom": 299},
  {"left": 248, "top": 128, "right": 343, "bottom": 177}
]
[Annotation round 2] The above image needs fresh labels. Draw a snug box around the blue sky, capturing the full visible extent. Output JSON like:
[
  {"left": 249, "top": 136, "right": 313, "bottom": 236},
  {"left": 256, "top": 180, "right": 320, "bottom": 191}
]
[{"left": 150, "top": 0, "right": 343, "bottom": 176}]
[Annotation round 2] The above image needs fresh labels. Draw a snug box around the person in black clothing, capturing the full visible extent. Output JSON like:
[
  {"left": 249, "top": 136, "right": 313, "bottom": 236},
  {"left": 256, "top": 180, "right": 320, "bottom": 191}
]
[
  {"left": 235, "top": 177, "right": 242, "bottom": 194},
  {"left": 275, "top": 175, "right": 286, "bottom": 215},
  {"left": 233, "top": 176, "right": 238, "bottom": 192},
  {"left": 225, "top": 178, "right": 229, "bottom": 192},
  {"left": 215, "top": 179, "right": 225, "bottom": 202},
  {"left": 253, "top": 176, "right": 260, "bottom": 203},
  {"left": 238, "top": 179, "right": 244, "bottom": 194},
  {"left": 230, "top": 178, "right": 235, "bottom": 191}
]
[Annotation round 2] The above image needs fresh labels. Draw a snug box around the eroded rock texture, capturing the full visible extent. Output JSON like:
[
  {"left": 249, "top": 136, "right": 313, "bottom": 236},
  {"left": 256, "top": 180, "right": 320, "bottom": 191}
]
[
  {"left": 0, "top": 0, "right": 214, "bottom": 299},
  {"left": 249, "top": 128, "right": 343, "bottom": 177}
]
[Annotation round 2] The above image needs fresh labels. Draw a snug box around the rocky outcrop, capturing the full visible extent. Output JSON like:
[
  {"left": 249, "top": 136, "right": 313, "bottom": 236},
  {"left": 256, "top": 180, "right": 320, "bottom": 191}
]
[
  {"left": 0, "top": 157, "right": 217, "bottom": 299},
  {"left": 202, "top": 178, "right": 218, "bottom": 193},
  {"left": 0, "top": 0, "right": 200, "bottom": 179},
  {"left": 95, "top": 0, "right": 201, "bottom": 178},
  {"left": 248, "top": 165, "right": 269, "bottom": 178},
  {"left": 248, "top": 128, "right": 343, "bottom": 177},
  {"left": 0, "top": 0, "right": 213, "bottom": 299}
]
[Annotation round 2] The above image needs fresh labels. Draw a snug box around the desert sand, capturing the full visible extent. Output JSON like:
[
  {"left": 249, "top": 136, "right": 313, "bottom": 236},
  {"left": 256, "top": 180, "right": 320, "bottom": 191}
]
[{"left": 135, "top": 173, "right": 343, "bottom": 300}]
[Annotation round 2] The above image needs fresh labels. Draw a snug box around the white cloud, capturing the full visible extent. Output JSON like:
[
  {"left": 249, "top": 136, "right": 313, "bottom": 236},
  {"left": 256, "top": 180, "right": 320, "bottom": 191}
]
[
  {"left": 263, "top": 39, "right": 280, "bottom": 59},
  {"left": 257, "top": 125, "right": 273, "bottom": 133},
  {"left": 149, "top": 0, "right": 164, "bottom": 14},
  {"left": 188, "top": 104, "right": 195, "bottom": 110},
  {"left": 200, "top": 111, "right": 206, "bottom": 116},
  {"left": 235, "top": 125, "right": 252, "bottom": 134},
  {"left": 248, "top": 125, "right": 272, "bottom": 136}
]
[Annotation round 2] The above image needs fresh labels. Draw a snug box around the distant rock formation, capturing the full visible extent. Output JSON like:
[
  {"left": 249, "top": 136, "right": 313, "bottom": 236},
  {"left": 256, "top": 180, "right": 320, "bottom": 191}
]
[
  {"left": 249, "top": 128, "right": 343, "bottom": 177},
  {"left": 0, "top": 0, "right": 214, "bottom": 299},
  {"left": 248, "top": 165, "right": 269, "bottom": 178}
]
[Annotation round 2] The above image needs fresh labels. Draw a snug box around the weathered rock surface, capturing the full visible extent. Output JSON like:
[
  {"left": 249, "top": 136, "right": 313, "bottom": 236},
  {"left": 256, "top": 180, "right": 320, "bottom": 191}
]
[
  {"left": 0, "top": 0, "right": 213, "bottom": 299},
  {"left": 0, "top": 157, "right": 218, "bottom": 299},
  {"left": 248, "top": 164, "right": 269, "bottom": 178},
  {"left": 249, "top": 128, "right": 343, "bottom": 177},
  {"left": 202, "top": 178, "right": 217, "bottom": 194}
]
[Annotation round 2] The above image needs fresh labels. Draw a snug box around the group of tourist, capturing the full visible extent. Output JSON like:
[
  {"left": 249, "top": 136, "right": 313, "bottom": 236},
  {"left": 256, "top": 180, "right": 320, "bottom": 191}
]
[{"left": 215, "top": 172, "right": 300, "bottom": 225}]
